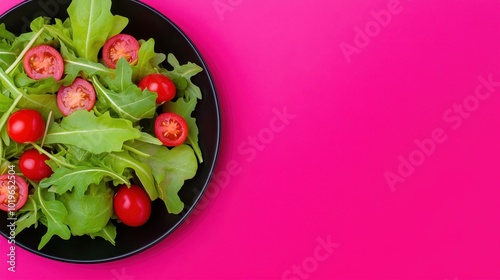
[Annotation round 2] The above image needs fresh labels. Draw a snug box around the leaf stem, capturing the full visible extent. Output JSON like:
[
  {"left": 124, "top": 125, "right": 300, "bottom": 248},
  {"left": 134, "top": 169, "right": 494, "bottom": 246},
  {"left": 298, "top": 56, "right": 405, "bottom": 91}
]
[
  {"left": 123, "top": 144, "right": 150, "bottom": 158},
  {"left": 6, "top": 27, "right": 45, "bottom": 75}
]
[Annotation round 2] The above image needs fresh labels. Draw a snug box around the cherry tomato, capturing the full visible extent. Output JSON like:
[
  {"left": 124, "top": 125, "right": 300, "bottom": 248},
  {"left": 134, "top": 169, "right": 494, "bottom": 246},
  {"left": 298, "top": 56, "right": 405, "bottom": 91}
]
[
  {"left": 19, "top": 149, "right": 53, "bottom": 182},
  {"left": 57, "top": 78, "right": 96, "bottom": 116},
  {"left": 113, "top": 185, "right": 151, "bottom": 227},
  {"left": 139, "top": 74, "right": 176, "bottom": 104},
  {"left": 102, "top": 34, "right": 140, "bottom": 69},
  {"left": 154, "top": 112, "right": 188, "bottom": 147},
  {"left": 0, "top": 174, "right": 28, "bottom": 212},
  {"left": 7, "top": 109, "right": 45, "bottom": 143},
  {"left": 23, "top": 44, "right": 64, "bottom": 81}
]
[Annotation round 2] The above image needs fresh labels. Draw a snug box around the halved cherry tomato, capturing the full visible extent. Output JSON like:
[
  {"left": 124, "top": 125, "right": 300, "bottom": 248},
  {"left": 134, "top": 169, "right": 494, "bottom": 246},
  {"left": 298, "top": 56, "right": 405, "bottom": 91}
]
[
  {"left": 0, "top": 174, "right": 28, "bottom": 212},
  {"left": 154, "top": 112, "right": 188, "bottom": 147},
  {"left": 139, "top": 74, "right": 176, "bottom": 104},
  {"left": 19, "top": 149, "right": 53, "bottom": 182},
  {"left": 113, "top": 185, "right": 151, "bottom": 227},
  {"left": 102, "top": 34, "right": 140, "bottom": 69},
  {"left": 7, "top": 109, "right": 45, "bottom": 143},
  {"left": 23, "top": 44, "right": 64, "bottom": 81},
  {"left": 57, "top": 78, "right": 96, "bottom": 116}
]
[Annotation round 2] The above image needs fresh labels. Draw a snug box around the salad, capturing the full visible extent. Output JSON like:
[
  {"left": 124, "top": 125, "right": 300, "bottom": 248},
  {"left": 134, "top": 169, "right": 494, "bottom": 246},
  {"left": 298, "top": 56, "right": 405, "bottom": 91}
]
[{"left": 0, "top": 0, "right": 204, "bottom": 249}]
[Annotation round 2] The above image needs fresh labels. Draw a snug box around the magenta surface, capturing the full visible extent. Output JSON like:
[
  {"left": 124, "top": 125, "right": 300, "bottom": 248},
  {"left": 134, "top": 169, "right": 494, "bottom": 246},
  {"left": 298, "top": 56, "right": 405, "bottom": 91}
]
[{"left": 1, "top": 0, "right": 500, "bottom": 279}]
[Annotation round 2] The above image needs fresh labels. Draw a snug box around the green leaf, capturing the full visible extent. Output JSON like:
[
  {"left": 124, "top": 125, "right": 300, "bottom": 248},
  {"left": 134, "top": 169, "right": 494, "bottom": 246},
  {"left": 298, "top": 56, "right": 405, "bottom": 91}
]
[
  {"left": 130, "top": 143, "right": 198, "bottom": 214},
  {"left": 16, "top": 93, "right": 62, "bottom": 120},
  {"left": 89, "top": 221, "right": 117, "bottom": 245},
  {"left": 44, "top": 110, "right": 141, "bottom": 154},
  {"left": 92, "top": 67, "right": 157, "bottom": 122},
  {"left": 0, "top": 23, "right": 15, "bottom": 42},
  {"left": 68, "top": 0, "right": 122, "bottom": 62},
  {"left": 15, "top": 196, "right": 40, "bottom": 234},
  {"left": 162, "top": 53, "right": 203, "bottom": 101},
  {"left": 35, "top": 187, "right": 71, "bottom": 250},
  {"left": 39, "top": 165, "right": 129, "bottom": 197},
  {"left": 0, "top": 93, "right": 13, "bottom": 113},
  {"left": 103, "top": 151, "right": 158, "bottom": 200},
  {"left": 43, "top": 18, "right": 73, "bottom": 48},
  {"left": 132, "top": 38, "right": 165, "bottom": 82},
  {"left": 0, "top": 43, "right": 16, "bottom": 69},
  {"left": 60, "top": 42, "right": 115, "bottom": 79},
  {"left": 164, "top": 98, "right": 203, "bottom": 163},
  {"left": 59, "top": 184, "right": 114, "bottom": 236}
]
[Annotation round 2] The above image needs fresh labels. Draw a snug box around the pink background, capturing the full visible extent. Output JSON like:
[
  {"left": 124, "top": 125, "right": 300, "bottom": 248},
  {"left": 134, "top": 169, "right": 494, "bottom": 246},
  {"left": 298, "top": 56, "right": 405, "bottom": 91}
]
[{"left": 1, "top": 0, "right": 500, "bottom": 279}]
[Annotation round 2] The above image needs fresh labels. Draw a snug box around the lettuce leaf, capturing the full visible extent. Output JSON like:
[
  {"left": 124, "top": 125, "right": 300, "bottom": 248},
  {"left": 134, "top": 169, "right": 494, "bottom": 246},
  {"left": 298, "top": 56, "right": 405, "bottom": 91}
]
[{"left": 44, "top": 110, "right": 141, "bottom": 154}]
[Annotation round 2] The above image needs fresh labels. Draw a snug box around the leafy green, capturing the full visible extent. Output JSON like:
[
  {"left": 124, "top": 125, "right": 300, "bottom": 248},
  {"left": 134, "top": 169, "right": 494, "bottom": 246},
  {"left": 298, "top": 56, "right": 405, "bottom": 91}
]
[
  {"left": 59, "top": 183, "right": 114, "bottom": 236},
  {"left": 130, "top": 143, "right": 198, "bottom": 214},
  {"left": 92, "top": 59, "right": 157, "bottom": 122},
  {"left": 39, "top": 164, "right": 129, "bottom": 197},
  {"left": 68, "top": 0, "right": 125, "bottom": 62},
  {"left": 132, "top": 38, "right": 165, "bottom": 82},
  {"left": 89, "top": 221, "right": 117, "bottom": 245},
  {"left": 162, "top": 53, "right": 203, "bottom": 101},
  {"left": 60, "top": 43, "right": 115, "bottom": 80},
  {"left": 103, "top": 151, "right": 158, "bottom": 200},
  {"left": 44, "top": 110, "right": 141, "bottom": 153},
  {"left": 35, "top": 187, "right": 71, "bottom": 250}
]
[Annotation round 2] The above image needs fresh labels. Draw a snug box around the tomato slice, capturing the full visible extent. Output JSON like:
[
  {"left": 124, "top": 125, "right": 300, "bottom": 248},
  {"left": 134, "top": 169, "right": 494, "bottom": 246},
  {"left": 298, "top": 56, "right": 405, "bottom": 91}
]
[
  {"left": 154, "top": 112, "right": 188, "bottom": 147},
  {"left": 7, "top": 109, "right": 45, "bottom": 143},
  {"left": 139, "top": 74, "right": 177, "bottom": 104},
  {"left": 19, "top": 149, "right": 53, "bottom": 182},
  {"left": 23, "top": 44, "right": 64, "bottom": 81},
  {"left": 57, "top": 78, "right": 96, "bottom": 116},
  {"left": 102, "top": 34, "right": 140, "bottom": 69},
  {"left": 0, "top": 174, "right": 28, "bottom": 212}
]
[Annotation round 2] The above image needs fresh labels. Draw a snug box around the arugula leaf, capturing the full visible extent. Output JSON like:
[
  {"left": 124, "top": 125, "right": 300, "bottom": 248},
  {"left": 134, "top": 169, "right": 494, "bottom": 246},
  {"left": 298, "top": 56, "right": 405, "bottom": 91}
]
[
  {"left": 162, "top": 53, "right": 203, "bottom": 101},
  {"left": 130, "top": 143, "right": 198, "bottom": 214},
  {"left": 17, "top": 93, "right": 62, "bottom": 120},
  {"left": 68, "top": 0, "right": 125, "bottom": 62},
  {"left": 132, "top": 38, "right": 166, "bottom": 82},
  {"left": 44, "top": 110, "right": 141, "bottom": 154},
  {"left": 92, "top": 61, "right": 157, "bottom": 122},
  {"left": 164, "top": 98, "right": 203, "bottom": 163},
  {"left": 0, "top": 93, "right": 13, "bottom": 112},
  {"left": 60, "top": 43, "right": 115, "bottom": 80},
  {"left": 43, "top": 18, "right": 73, "bottom": 50},
  {"left": 14, "top": 196, "right": 40, "bottom": 234},
  {"left": 59, "top": 183, "right": 114, "bottom": 236},
  {"left": 103, "top": 151, "right": 158, "bottom": 200},
  {"left": 89, "top": 221, "right": 117, "bottom": 245},
  {"left": 35, "top": 187, "right": 71, "bottom": 250},
  {"left": 39, "top": 165, "right": 129, "bottom": 197},
  {"left": 0, "top": 23, "right": 15, "bottom": 42}
]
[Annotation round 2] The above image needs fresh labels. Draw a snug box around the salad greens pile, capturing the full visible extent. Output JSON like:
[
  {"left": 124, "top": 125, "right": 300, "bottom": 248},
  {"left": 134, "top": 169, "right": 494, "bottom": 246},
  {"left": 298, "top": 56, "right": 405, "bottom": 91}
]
[{"left": 0, "top": 0, "right": 204, "bottom": 249}]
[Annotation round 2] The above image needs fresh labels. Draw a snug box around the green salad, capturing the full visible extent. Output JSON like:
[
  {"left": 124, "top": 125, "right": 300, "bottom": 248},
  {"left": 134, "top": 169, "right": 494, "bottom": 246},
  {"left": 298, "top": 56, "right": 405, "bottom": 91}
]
[{"left": 0, "top": 0, "right": 204, "bottom": 249}]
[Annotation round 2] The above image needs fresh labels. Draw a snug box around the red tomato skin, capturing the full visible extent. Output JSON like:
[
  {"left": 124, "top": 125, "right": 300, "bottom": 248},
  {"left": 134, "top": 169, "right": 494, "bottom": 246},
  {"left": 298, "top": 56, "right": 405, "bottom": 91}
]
[
  {"left": 102, "top": 34, "right": 140, "bottom": 69},
  {"left": 57, "top": 78, "right": 96, "bottom": 116},
  {"left": 154, "top": 112, "right": 188, "bottom": 147},
  {"left": 0, "top": 174, "right": 28, "bottom": 212},
  {"left": 113, "top": 185, "right": 151, "bottom": 227},
  {"left": 7, "top": 109, "right": 45, "bottom": 143},
  {"left": 139, "top": 74, "right": 176, "bottom": 104},
  {"left": 19, "top": 149, "right": 53, "bottom": 182},
  {"left": 23, "top": 44, "right": 64, "bottom": 81}
]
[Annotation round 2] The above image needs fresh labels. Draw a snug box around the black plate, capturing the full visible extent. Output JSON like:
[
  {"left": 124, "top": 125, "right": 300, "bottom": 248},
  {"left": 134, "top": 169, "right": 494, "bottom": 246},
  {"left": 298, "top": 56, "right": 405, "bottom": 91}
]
[{"left": 0, "top": 0, "right": 220, "bottom": 263}]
